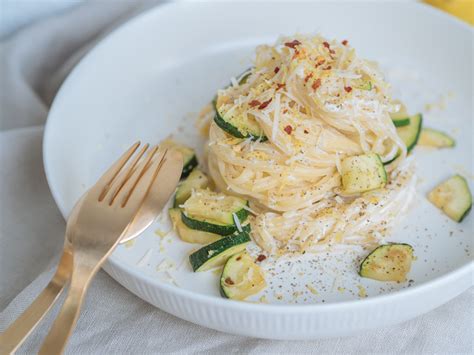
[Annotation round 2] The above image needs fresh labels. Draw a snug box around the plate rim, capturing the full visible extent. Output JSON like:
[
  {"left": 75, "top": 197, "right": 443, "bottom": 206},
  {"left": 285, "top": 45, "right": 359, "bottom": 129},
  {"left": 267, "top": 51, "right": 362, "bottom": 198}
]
[{"left": 43, "top": 0, "right": 474, "bottom": 312}]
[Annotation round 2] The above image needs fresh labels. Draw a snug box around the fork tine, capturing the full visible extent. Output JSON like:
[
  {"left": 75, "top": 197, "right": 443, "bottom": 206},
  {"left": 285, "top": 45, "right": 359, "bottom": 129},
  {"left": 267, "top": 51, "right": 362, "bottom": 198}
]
[
  {"left": 89, "top": 142, "right": 141, "bottom": 200},
  {"left": 102, "top": 143, "right": 150, "bottom": 203},
  {"left": 115, "top": 147, "right": 167, "bottom": 208}
]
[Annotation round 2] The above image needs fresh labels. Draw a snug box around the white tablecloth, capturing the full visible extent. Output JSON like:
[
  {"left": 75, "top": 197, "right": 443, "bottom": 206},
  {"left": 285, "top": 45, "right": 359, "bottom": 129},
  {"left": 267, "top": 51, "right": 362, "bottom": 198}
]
[{"left": 0, "top": 1, "right": 472, "bottom": 353}]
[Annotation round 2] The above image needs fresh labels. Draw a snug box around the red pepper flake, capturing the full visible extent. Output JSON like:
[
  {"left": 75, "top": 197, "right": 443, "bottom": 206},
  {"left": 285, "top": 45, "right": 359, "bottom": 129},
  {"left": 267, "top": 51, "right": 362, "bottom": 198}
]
[
  {"left": 342, "top": 39, "right": 348, "bottom": 46},
  {"left": 304, "top": 129, "right": 309, "bottom": 134},
  {"left": 284, "top": 125, "right": 293, "bottom": 135},
  {"left": 315, "top": 58, "right": 325, "bottom": 67},
  {"left": 329, "top": 49, "right": 335, "bottom": 55},
  {"left": 249, "top": 99, "right": 261, "bottom": 108},
  {"left": 312, "top": 78, "right": 321, "bottom": 90},
  {"left": 274, "top": 67, "right": 280, "bottom": 74},
  {"left": 276, "top": 83, "right": 286, "bottom": 91},
  {"left": 258, "top": 98, "right": 272, "bottom": 110},
  {"left": 256, "top": 254, "right": 267, "bottom": 262},
  {"left": 323, "top": 41, "right": 330, "bottom": 49},
  {"left": 304, "top": 73, "right": 313, "bottom": 83},
  {"left": 284, "top": 39, "right": 301, "bottom": 49},
  {"left": 344, "top": 86, "right": 352, "bottom": 93},
  {"left": 323, "top": 66, "right": 332, "bottom": 71},
  {"left": 236, "top": 256, "right": 242, "bottom": 261},
  {"left": 225, "top": 277, "right": 235, "bottom": 285}
]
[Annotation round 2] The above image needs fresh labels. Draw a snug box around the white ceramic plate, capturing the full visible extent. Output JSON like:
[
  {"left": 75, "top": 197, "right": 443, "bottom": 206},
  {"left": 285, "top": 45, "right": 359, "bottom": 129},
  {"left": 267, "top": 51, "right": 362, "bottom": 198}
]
[{"left": 44, "top": 2, "right": 473, "bottom": 339}]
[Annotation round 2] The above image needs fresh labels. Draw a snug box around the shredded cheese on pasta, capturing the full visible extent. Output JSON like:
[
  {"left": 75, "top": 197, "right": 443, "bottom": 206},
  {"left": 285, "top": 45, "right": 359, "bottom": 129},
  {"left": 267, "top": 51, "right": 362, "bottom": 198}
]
[{"left": 201, "top": 34, "right": 414, "bottom": 254}]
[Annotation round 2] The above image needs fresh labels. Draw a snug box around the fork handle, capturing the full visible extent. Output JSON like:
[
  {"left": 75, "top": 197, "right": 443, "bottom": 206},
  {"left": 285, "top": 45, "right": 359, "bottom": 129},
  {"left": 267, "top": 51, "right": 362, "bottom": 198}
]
[
  {"left": 38, "top": 260, "right": 98, "bottom": 355},
  {"left": 0, "top": 251, "right": 72, "bottom": 354}
]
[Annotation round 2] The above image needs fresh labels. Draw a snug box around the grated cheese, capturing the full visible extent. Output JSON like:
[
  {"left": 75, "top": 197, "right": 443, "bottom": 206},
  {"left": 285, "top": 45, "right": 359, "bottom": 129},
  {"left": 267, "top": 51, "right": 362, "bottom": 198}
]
[{"left": 233, "top": 212, "right": 243, "bottom": 232}]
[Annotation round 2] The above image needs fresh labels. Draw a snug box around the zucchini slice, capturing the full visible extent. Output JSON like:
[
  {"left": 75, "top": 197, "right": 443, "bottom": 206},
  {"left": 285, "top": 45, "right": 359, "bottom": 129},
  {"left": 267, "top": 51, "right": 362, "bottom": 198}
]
[
  {"left": 238, "top": 72, "right": 251, "bottom": 85},
  {"left": 341, "top": 153, "right": 387, "bottom": 194},
  {"left": 161, "top": 139, "right": 198, "bottom": 179},
  {"left": 359, "top": 243, "right": 414, "bottom": 282},
  {"left": 392, "top": 117, "right": 410, "bottom": 128},
  {"left": 181, "top": 212, "right": 243, "bottom": 236},
  {"left": 214, "top": 106, "right": 267, "bottom": 141},
  {"left": 390, "top": 101, "right": 410, "bottom": 127},
  {"left": 174, "top": 169, "right": 209, "bottom": 207},
  {"left": 427, "top": 175, "right": 472, "bottom": 222},
  {"left": 418, "top": 128, "right": 455, "bottom": 148},
  {"left": 220, "top": 251, "right": 266, "bottom": 300},
  {"left": 169, "top": 208, "right": 221, "bottom": 244},
  {"left": 396, "top": 113, "right": 422, "bottom": 152},
  {"left": 182, "top": 189, "right": 248, "bottom": 228},
  {"left": 189, "top": 232, "right": 251, "bottom": 272}
]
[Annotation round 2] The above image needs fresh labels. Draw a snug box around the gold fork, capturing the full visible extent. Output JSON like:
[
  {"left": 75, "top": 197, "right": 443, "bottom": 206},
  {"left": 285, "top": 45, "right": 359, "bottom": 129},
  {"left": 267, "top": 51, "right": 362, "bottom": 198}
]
[{"left": 0, "top": 142, "right": 182, "bottom": 355}]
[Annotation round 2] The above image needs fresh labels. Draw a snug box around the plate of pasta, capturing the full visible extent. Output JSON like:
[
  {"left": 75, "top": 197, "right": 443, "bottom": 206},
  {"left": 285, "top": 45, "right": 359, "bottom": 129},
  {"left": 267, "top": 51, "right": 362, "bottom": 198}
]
[{"left": 43, "top": 1, "right": 473, "bottom": 339}]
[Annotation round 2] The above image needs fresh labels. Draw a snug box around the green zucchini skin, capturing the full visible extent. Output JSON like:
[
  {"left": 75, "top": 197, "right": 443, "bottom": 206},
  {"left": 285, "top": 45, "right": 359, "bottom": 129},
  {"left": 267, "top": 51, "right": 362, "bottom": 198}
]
[
  {"left": 397, "top": 113, "right": 423, "bottom": 152},
  {"left": 181, "top": 209, "right": 249, "bottom": 236},
  {"left": 341, "top": 153, "right": 387, "bottom": 194},
  {"left": 385, "top": 113, "right": 423, "bottom": 165},
  {"left": 181, "top": 155, "right": 198, "bottom": 179},
  {"left": 213, "top": 110, "right": 268, "bottom": 142},
  {"left": 392, "top": 117, "right": 410, "bottom": 127},
  {"left": 189, "top": 232, "right": 251, "bottom": 272},
  {"left": 359, "top": 243, "right": 414, "bottom": 282},
  {"left": 173, "top": 169, "right": 209, "bottom": 208},
  {"left": 427, "top": 174, "right": 472, "bottom": 222}
]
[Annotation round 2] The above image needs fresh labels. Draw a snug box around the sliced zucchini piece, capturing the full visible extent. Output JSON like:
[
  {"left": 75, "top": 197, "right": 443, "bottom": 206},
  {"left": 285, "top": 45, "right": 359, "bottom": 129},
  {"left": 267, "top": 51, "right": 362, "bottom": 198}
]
[
  {"left": 238, "top": 72, "right": 251, "bottom": 85},
  {"left": 341, "top": 153, "right": 387, "bottom": 194},
  {"left": 359, "top": 243, "right": 414, "bottom": 282},
  {"left": 161, "top": 139, "right": 198, "bottom": 179},
  {"left": 214, "top": 107, "right": 267, "bottom": 141},
  {"left": 181, "top": 212, "right": 239, "bottom": 236},
  {"left": 174, "top": 169, "right": 209, "bottom": 208},
  {"left": 396, "top": 113, "right": 422, "bottom": 152},
  {"left": 220, "top": 251, "right": 266, "bottom": 300},
  {"left": 418, "top": 128, "right": 455, "bottom": 148},
  {"left": 169, "top": 208, "right": 221, "bottom": 244},
  {"left": 427, "top": 175, "right": 472, "bottom": 222},
  {"left": 189, "top": 232, "right": 251, "bottom": 272},
  {"left": 183, "top": 189, "right": 249, "bottom": 226},
  {"left": 392, "top": 117, "right": 410, "bottom": 128},
  {"left": 390, "top": 101, "right": 410, "bottom": 127}
]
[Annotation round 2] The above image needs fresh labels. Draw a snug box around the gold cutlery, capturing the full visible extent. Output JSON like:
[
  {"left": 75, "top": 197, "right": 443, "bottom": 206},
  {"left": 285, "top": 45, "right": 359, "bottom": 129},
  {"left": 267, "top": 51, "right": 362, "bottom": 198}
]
[{"left": 0, "top": 142, "right": 182, "bottom": 354}]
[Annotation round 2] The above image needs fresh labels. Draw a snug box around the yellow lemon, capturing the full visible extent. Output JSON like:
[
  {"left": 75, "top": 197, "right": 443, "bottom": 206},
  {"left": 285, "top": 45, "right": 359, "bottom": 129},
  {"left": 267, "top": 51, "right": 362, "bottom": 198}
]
[{"left": 424, "top": 0, "right": 474, "bottom": 25}]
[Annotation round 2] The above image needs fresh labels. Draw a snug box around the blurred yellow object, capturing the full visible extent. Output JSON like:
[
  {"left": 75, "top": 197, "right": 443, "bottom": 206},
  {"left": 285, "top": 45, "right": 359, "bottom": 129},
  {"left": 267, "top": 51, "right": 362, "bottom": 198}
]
[{"left": 424, "top": 0, "right": 474, "bottom": 25}]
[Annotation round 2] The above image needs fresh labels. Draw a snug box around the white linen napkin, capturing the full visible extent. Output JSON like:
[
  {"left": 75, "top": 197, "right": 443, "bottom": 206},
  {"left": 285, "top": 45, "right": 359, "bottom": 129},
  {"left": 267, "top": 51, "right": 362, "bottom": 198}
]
[{"left": 0, "top": 1, "right": 472, "bottom": 353}]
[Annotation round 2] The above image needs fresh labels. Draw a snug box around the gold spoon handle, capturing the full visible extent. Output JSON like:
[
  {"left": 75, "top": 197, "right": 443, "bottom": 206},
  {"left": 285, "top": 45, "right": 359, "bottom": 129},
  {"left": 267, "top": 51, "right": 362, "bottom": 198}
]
[{"left": 0, "top": 250, "right": 72, "bottom": 354}]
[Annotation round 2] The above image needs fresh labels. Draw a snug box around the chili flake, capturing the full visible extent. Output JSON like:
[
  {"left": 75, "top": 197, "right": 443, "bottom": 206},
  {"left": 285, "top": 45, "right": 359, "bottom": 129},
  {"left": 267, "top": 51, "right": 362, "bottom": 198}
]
[
  {"left": 304, "top": 73, "right": 313, "bottom": 83},
  {"left": 312, "top": 78, "right": 321, "bottom": 90},
  {"left": 323, "top": 66, "right": 332, "bottom": 71},
  {"left": 304, "top": 129, "right": 309, "bottom": 134},
  {"left": 225, "top": 277, "right": 235, "bottom": 285},
  {"left": 323, "top": 41, "right": 330, "bottom": 49},
  {"left": 284, "top": 40, "right": 301, "bottom": 49},
  {"left": 256, "top": 254, "right": 267, "bottom": 262},
  {"left": 276, "top": 83, "right": 286, "bottom": 91},
  {"left": 258, "top": 98, "right": 272, "bottom": 110},
  {"left": 284, "top": 125, "right": 293, "bottom": 135},
  {"left": 315, "top": 58, "right": 325, "bottom": 67},
  {"left": 274, "top": 67, "right": 280, "bottom": 74},
  {"left": 249, "top": 100, "right": 261, "bottom": 107},
  {"left": 344, "top": 86, "right": 352, "bottom": 93},
  {"left": 342, "top": 39, "right": 348, "bottom": 46}
]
